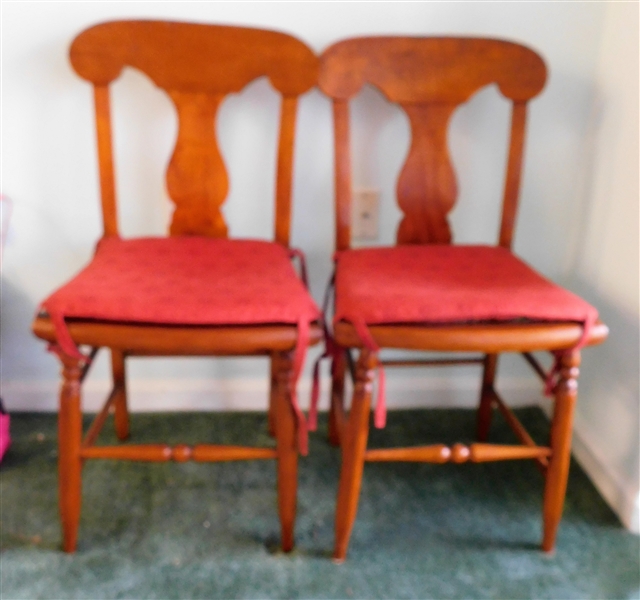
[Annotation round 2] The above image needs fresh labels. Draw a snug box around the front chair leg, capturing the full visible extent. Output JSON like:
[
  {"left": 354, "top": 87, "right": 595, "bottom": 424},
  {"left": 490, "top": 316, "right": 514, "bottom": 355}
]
[
  {"left": 111, "top": 350, "right": 129, "bottom": 441},
  {"left": 477, "top": 353, "right": 498, "bottom": 442},
  {"left": 328, "top": 350, "right": 347, "bottom": 447},
  {"left": 274, "top": 351, "right": 297, "bottom": 552},
  {"left": 333, "top": 348, "right": 376, "bottom": 563},
  {"left": 58, "top": 352, "right": 84, "bottom": 552},
  {"left": 542, "top": 350, "right": 580, "bottom": 552}
]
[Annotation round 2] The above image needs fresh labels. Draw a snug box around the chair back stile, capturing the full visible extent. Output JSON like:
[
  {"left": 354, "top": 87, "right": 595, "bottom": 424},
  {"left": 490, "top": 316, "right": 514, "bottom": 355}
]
[
  {"left": 70, "top": 20, "right": 318, "bottom": 244},
  {"left": 332, "top": 101, "right": 352, "bottom": 252},
  {"left": 274, "top": 96, "right": 300, "bottom": 247},
  {"left": 319, "top": 37, "right": 547, "bottom": 249},
  {"left": 499, "top": 102, "right": 528, "bottom": 249},
  {"left": 92, "top": 85, "right": 119, "bottom": 237}
]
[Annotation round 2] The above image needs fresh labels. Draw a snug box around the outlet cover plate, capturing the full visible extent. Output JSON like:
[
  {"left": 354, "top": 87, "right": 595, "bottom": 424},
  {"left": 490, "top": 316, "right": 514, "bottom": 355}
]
[{"left": 352, "top": 188, "right": 379, "bottom": 240}]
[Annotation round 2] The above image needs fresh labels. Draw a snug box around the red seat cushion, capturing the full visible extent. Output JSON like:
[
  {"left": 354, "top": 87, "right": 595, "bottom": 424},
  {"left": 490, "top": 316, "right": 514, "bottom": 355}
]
[
  {"left": 44, "top": 236, "right": 320, "bottom": 329},
  {"left": 334, "top": 245, "right": 597, "bottom": 330}
]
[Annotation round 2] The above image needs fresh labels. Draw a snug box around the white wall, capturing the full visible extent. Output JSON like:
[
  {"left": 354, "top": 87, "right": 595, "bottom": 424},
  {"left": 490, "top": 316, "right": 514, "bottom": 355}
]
[{"left": 1, "top": 3, "right": 637, "bottom": 529}]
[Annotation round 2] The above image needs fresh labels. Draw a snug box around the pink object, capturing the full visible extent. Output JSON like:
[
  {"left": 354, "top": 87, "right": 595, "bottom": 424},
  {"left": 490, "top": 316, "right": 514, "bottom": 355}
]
[
  {"left": 41, "top": 236, "right": 320, "bottom": 453},
  {"left": 331, "top": 245, "right": 598, "bottom": 427},
  {"left": 1, "top": 195, "right": 11, "bottom": 462},
  {"left": 0, "top": 403, "right": 9, "bottom": 462}
]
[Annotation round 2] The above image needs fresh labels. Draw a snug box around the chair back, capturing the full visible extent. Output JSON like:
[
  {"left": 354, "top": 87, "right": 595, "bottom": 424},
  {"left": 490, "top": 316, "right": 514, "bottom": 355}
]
[
  {"left": 318, "top": 37, "right": 546, "bottom": 250},
  {"left": 70, "top": 20, "right": 318, "bottom": 243}
]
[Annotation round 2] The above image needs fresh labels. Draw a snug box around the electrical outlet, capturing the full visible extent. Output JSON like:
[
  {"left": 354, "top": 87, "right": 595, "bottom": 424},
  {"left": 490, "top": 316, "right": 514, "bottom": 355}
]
[{"left": 352, "top": 188, "right": 379, "bottom": 240}]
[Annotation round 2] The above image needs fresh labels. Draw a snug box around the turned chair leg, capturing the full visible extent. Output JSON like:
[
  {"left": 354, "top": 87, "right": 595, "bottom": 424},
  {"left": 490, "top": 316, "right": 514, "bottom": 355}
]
[
  {"left": 268, "top": 355, "right": 278, "bottom": 438},
  {"left": 542, "top": 350, "right": 580, "bottom": 552},
  {"left": 328, "top": 350, "right": 347, "bottom": 447},
  {"left": 333, "top": 348, "right": 376, "bottom": 563},
  {"left": 58, "top": 353, "right": 84, "bottom": 553},
  {"left": 111, "top": 350, "right": 129, "bottom": 441},
  {"left": 274, "top": 351, "right": 297, "bottom": 552},
  {"left": 477, "top": 353, "right": 498, "bottom": 442}
]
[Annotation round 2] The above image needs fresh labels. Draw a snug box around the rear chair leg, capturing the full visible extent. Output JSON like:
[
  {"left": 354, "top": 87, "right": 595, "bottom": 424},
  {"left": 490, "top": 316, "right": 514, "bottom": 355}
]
[
  {"left": 274, "top": 351, "right": 297, "bottom": 552},
  {"left": 333, "top": 348, "right": 376, "bottom": 563},
  {"left": 58, "top": 353, "right": 84, "bottom": 552},
  {"left": 477, "top": 353, "right": 498, "bottom": 442},
  {"left": 111, "top": 350, "right": 129, "bottom": 441},
  {"left": 328, "top": 350, "right": 347, "bottom": 447},
  {"left": 542, "top": 350, "right": 580, "bottom": 552},
  {"left": 268, "top": 355, "right": 278, "bottom": 438}
]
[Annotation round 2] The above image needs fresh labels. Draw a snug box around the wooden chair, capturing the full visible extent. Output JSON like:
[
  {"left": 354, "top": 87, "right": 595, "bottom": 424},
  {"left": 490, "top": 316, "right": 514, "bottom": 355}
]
[
  {"left": 317, "top": 37, "right": 608, "bottom": 562},
  {"left": 31, "top": 20, "right": 321, "bottom": 553}
]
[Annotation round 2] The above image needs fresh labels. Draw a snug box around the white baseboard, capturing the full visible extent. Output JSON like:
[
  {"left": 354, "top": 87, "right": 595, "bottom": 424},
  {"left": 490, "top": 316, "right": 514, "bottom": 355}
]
[
  {"left": 1, "top": 375, "right": 541, "bottom": 413},
  {"left": 540, "top": 399, "right": 640, "bottom": 534},
  {"left": 571, "top": 432, "right": 640, "bottom": 533}
]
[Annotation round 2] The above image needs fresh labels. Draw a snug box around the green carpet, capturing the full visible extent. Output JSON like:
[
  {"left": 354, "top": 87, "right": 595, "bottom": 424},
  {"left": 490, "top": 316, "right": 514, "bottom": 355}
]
[{"left": 1, "top": 409, "right": 638, "bottom": 599}]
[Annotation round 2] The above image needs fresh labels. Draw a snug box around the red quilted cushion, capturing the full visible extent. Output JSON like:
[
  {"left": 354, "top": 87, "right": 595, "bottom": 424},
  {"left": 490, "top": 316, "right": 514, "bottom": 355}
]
[
  {"left": 335, "top": 245, "right": 596, "bottom": 328},
  {"left": 44, "top": 236, "right": 319, "bottom": 329},
  {"left": 41, "top": 236, "right": 321, "bottom": 453},
  {"left": 332, "top": 245, "right": 598, "bottom": 427}
]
